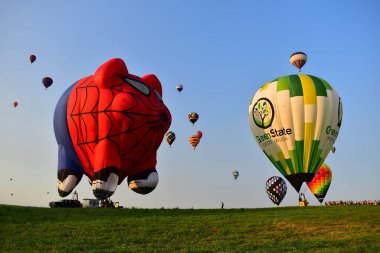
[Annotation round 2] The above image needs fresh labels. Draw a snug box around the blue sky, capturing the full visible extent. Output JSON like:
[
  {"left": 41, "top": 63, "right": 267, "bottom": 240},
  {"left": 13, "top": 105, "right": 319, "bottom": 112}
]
[{"left": 1, "top": 0, "right": 379, "bottom": 208}]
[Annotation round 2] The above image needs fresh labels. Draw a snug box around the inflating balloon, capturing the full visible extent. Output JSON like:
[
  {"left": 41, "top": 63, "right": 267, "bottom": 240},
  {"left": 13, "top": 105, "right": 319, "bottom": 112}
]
[
  {"left": 53, "top": 58, "right": 171, "bottom": 200},
  {"left": 13, "top": 101, "right": 18, "bottom": 108},
  {"left": 307, "top": 163, "right": 332, "bottom": 203},
  {"left": 176, "top": 84, "right": 183, "bottom": 92},
  {"left": 290, "top": 52, "right": 307, "bottom": 71},
  {"left": 29, "top": 54, "right": 36, "bottom": 64},
  {"left": 232, "top": 170, "right": 239, "bottom": 180},
  {"left": 188, "top": 112, "right": 199, "bottom": 125},
  {"left": 189, "top": 135, "right": 200, "bottom": 150},
  {"left": 265, "top": 176, "right": 287, "bottom": 206},
  {"left": 249, "top": 74, "right": 342, "bottom": 192},
  {"left": 165, "top": 131, "right": 176, "bottom": 147},
  {"left": 42, "top": 77, "right": 53, "bottom": 89}
]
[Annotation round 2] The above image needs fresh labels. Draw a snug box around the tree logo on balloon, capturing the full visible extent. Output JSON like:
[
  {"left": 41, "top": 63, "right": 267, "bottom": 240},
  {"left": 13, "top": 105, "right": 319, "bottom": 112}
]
[{"left": 253, "top": 98, "right": 274, "bottom": 129}]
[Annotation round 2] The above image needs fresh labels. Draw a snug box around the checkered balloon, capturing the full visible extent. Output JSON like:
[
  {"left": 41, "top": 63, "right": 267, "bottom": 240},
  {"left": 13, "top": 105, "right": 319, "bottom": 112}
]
[{"left": 265, "top": 176, "right": 287, "bottom": 205}]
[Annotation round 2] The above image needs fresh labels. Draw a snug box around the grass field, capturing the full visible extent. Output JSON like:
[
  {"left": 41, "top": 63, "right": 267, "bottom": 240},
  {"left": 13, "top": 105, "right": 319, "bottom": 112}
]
[{"left": 0, "top": 205, "right": 379, "bottom": 252}]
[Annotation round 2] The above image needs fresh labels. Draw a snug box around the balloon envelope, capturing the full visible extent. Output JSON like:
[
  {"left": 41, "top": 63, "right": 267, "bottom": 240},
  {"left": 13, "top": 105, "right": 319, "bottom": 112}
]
[
  {"left": 290, "top": 52, "right": 307, "bottom": 71},
  {"left": 307, "top": 163, "right": 332, "bottom": 203},
  {"left": 196, "top": 130, "right": 203, "bottom": 139},
  {"left": 13, "top": 101, "right": 18, "bottom": 107},
  {"left": 29, "top": 54, "right": 36, "bottom": 64},
  {"left": 189, "top": 135, "right": 200, "bottom": 149},
  {"left": 248, "top": 74, "right": 342, "bottom": 192},
  {"left": 265, "top": 176, "right": 287, "bottom": 205},
  {"left": 232, "top": 170, "right": 239, "bottom": 180},
  {"left": 188, "top": 112, "right": 199, "bottom": 125},
  {"left": 165, "top": 131, "right": 176, "bottom": 146},
  {"left": 176, "top": 84, "right": 183, "bottom": 92},
  {"left": 42, "top": 77, "right": 53, "bottom": 89}
]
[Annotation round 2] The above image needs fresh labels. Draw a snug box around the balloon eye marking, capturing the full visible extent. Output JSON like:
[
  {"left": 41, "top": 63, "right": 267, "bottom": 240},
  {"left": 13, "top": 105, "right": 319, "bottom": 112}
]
[
  {"left": 154, "top": 89, "right": 163, "bottom": 102},
  {"left": 123, "top": 78, "right": 150, "bottom": 95}
]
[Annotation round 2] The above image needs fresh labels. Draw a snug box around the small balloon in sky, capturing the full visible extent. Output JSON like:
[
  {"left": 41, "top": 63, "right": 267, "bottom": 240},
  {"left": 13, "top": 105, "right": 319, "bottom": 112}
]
[
  {"left": 165, "top": 131, "right": 176, "bottom": 147},
  {"left": 29, "top": 54, "right": 36, "bottom": 64},
  {"left": 289, "top": 52, "right": 307, "bottom": 72},
  {"left": 188, "top": 112, "right": 199, "bottom": 125},
  {"left": 189, "top": 134, "right": 200, "bottom": 150},
  {"left": 176, "top": 84, "right": 183, "bottom": 92},
  {"left": 232, "top": 170, "right": 239, "bottom": 180},
  {"left": 13, "top": 101, "right": 18, "bottom": 108},
  {"left": 42, "top": 77, "right": 53, "bottom": 89}
]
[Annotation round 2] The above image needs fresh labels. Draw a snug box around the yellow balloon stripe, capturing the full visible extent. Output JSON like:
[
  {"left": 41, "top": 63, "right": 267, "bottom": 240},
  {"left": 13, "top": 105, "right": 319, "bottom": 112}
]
[{"left": 299, "top": 74, "right": 316, "bottom": 105}]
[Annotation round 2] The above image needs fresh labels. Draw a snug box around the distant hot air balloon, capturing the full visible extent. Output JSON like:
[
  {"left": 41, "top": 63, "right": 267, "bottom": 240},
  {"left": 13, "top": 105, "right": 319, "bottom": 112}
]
[
  {"left": 188, "top": 112, "right": 199, "bottom": 125},
  {"left": 189, "top": 135, "right": 200, "bottom": 150},
  {"left": 29, "top": 54, "right": 36, "bottom": 64},
  {"left": 249, "top": 74, "right": 343, "bottom": 193},
  {"left": 196, "top": 131, "right": 203, "bottom": 139},
  {"left": 307, "top": 163, "right": 332, "bottom": 203},
  {"left": 232, "top": 170, "right": 239, "bottom": 180},
  {"left": 290, "top": 52, "right": 307, "bottom": 72},
  {"left": 165, "top": 131, "right": 176, "bottom": 147},
  {"left": 265, "top": 176, "right": 287, "bottom": 206},
  {"left": 176, "top": 84, "right": 183, "bottom": 92},
  {"left": 13, "top": 101, "right": 18, "bottom": 108},
  {"left": 42, "top": 77, "right": 53, "bottom": 89}
]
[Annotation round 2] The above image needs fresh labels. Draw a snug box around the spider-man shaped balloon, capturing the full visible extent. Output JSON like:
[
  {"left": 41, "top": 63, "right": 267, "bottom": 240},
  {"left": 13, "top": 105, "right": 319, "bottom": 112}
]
[{"left": 54, "top": 58, "right": 171, "bottom": 199}]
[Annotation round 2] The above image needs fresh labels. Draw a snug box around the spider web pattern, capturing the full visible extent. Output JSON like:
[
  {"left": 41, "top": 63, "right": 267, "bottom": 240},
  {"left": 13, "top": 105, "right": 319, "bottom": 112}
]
[{"left": 67, "top": 76, "right": 171, "bottom": 181}]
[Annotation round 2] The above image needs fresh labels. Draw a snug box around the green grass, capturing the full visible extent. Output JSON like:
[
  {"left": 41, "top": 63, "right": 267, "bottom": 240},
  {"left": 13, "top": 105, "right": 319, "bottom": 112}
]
[{"left": 0, "top": 205, "right": 379, "bottom": 252}]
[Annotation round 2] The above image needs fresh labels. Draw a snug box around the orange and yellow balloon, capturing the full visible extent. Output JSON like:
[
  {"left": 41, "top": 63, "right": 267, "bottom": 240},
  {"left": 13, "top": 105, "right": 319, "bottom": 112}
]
[{"left": 307, "top": 163, "right": 332, "bottom": 203}]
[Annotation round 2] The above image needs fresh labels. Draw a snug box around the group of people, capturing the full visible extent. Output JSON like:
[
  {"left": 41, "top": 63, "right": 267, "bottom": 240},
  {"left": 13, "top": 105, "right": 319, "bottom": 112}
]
[{"left": 325, "top": 200, "right": 380, "bottom": 206}]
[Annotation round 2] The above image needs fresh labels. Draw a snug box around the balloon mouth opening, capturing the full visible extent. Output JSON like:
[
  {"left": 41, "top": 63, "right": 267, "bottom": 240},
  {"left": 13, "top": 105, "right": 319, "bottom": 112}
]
[{"left": 285, "top": 173, "right": 315, "bottom": 192}]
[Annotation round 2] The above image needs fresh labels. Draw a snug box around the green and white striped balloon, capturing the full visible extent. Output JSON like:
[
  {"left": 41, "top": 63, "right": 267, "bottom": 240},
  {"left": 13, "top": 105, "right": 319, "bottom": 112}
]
[{"left": 248, "top": 74, "right": 342, "bottom": 192}]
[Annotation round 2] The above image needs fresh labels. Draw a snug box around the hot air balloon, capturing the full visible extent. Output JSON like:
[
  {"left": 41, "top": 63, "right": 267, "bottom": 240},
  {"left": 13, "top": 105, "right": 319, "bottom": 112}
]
[
  {"left": 189, "top": 135, "right": 200, "bottom": 150},
  {"left": 165, "top": 131, "right": 176, "bottom": 147},
  {"left": 176, "top": 84, "right": 183, "bottom": 92},
  {"left": 29, "top": 54, "right": 36, "bottom": 64},
  {"left": 232, "top": 170, "right": 239, "bottom": 180},
  {"left": 54, "top": 58, "right": 171, "bottom": 199},
  {"left": 248, "top": 74, "right": 343, "bottom": 193},
  {"left": 196, "top": 130, "right": 203, "bottom": 139},
  {"left": 307, "top": 163, "right": 332, "bottom": 203},
  {"left": 188, "top": 112, "right": 199, "bottom": 125},
  {"left": 290, "top": 52, "right": 307, "bottom": 72},
  {"left": 13, "top": 101, "right": 18, "bottom": 108},
  {"left": 265, "top": 176, "right": 287, "bottom": 205},
  {"left": 42, "top": 77, "right": 53, "bottom": 89}
]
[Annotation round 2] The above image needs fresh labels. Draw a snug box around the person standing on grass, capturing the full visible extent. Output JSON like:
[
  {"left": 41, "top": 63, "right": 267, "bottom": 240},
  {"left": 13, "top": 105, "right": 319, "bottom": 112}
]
[{"left": 221, "top": 201, "right": 224, "bottom": 209}]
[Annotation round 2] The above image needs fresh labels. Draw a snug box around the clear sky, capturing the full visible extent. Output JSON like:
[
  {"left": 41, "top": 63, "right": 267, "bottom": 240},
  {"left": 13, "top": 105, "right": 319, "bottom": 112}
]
[{"left": 1, "top": 0, "right": 379, "bottom": 208}]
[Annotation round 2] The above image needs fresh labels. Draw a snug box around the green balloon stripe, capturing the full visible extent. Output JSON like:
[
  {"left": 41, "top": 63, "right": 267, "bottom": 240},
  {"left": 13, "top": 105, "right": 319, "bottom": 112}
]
[
  {"left": 288, "top": 75, "right": 303, "bottom": 97},
  {"left": 321, "top": 78, "right": 333, "bottom": 91},
  {"left": 294, "top": 140, "right": 304, "bottom": 173},
  {"left": 309, "top": 76, "right": 327, "bottom": 97},
  {"left": 308, "top": 140, "right": 321, "bottom": 173},
  {"left": 263, "top": 151, "right": 287, "bottom": 177}
]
